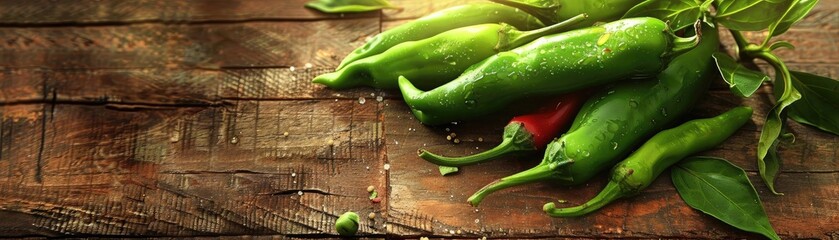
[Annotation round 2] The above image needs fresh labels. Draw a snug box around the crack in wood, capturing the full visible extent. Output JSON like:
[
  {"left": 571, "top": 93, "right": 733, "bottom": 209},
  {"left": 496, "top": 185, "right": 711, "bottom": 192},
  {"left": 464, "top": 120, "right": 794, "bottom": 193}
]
[{"left": 261, "top": 189, "right": 347, "bottom": 197}]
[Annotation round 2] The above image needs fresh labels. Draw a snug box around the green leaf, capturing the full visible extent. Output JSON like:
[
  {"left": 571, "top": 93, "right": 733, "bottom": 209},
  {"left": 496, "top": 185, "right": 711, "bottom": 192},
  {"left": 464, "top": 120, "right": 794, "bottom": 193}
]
[
  {"left": 672, "top": 157, "right": 781, "bottom": 240},
  {"left": 439, "top": 166, "right": 459, "bottom": 176},
  {"left": 784, "top": 71, "right": 839, "bottom": 135},
  {"left": 305, "top": 0, "right": 396, "bottom": 13},
  {"left": 369, "top": 189, "right": 378, "bottom": 199},
  {"left": 712, "top": 52, "right": 768, "bottom": 97},
  {"left": 762, "top": 135, "right": 785, "bottom": 195},
  {"left": 754, "top": 51, "right": 800, "bottom": 195},
  {"left": 757, "top": 89, "right": 799, "bottom": 195},
  {"left": 771, "top": 0, "right": 819, "bottom": 36},
  {"left": 715, "top": 0, "right": 794, "bottom": 31},
  {"left": 622, "top": 0, "right": 703, "bottom": 30}
]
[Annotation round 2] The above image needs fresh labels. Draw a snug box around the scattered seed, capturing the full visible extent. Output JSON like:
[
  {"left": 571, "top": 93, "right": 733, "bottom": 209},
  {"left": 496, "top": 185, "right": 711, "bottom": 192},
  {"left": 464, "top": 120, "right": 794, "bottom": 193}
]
[
  {"left": 297, "top": 191, "right": 303, "bottom": 196},
  {"left": 446, "top": 135, "right": 452, "bottom": 141},
  {"left": 367, "top": 185, "right": 375, "bottom": 192},
  {"left": 304, "top": 63, "right": 312, "bottom": 69},
  {"left": 478, "top": 137, "right": 483, "bottom": 142},
  {"left": 383, "top": 163, "right": 391, "bottom": 170},
  {"left": 283, "top": 132, "right": 289, "bottom": 137},
  {"left": 358, "top": 97, "right": 366, "bottom": 104},
  {"left": 454, "top": 138, "right": 461, "bottom": 144},
  {"left": 230, "top": 136, "right": 239, "bottom": 144},
  {"left": 368, "top": 212, "right": 376, "bottom": 220}
]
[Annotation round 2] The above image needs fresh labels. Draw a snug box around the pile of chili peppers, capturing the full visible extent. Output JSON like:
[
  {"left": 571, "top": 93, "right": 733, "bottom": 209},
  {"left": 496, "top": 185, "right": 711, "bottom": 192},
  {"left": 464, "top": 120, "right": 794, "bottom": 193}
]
[{"left": 313, "top": 1, "right": 751, "bottom": 218}]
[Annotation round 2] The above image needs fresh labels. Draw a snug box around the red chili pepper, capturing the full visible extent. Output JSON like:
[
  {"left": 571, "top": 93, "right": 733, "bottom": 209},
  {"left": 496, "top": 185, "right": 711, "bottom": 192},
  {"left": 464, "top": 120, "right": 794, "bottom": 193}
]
[{"left": 418, "top": 91, "right": 588, "bottom": 166}]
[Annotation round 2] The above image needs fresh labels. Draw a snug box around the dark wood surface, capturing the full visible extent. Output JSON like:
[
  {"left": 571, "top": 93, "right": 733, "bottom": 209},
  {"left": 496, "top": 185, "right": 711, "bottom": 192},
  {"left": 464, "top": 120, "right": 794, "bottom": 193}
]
[{"left": 0, "top": 0, "right": 837, "bottom": 238}]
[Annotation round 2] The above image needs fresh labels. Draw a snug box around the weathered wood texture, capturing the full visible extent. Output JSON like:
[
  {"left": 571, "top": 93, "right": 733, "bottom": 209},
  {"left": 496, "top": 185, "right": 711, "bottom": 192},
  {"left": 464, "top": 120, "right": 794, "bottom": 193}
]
[{"left": 0, "top": 0, "right": 837, "bottom": 238}]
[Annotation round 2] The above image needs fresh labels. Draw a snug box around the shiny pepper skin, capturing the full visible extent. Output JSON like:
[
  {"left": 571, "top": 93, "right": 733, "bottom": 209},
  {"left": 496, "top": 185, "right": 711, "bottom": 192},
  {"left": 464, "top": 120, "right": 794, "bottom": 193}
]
[
  {"left": 419, "top": 91, "right": 588, "bottom": 167},
  {"left": 400, "top": 17, "right": 700, "bottom": 126},
  {"left": 543, "top": 106, "right": 754, "bottom": 217},
  {"left": 334, "top": 3, "right": 545, "bottom": 70},
  {"left": 466, "top": 24, "right": 718, "bottom": 206},
  {"left": 314, "top": 14, "right": 587, "bottom": 90},
  {"left": 490, "top": 0, "right": 642, "bottom": 25},
  {"left": 305, "top": 0, "right": 397, "bottom": 13}
]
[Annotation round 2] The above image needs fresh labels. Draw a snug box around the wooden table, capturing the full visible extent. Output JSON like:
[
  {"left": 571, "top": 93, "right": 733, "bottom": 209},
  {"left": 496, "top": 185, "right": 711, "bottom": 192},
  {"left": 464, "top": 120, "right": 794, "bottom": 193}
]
[{"left": 0, "top": 0, "right": 836, "bottom": 238}]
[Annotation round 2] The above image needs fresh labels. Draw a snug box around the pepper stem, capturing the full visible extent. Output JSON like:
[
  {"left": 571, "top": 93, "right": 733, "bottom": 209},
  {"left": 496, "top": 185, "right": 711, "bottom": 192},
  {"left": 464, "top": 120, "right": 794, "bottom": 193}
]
[
  {"left": 467, "top": 162, "right": 566, "bottom": 207},
  {"left": 488, "top": 0, "right": 560, "bottom": 25},
  {"left": 543, "top": 181, "right": 624, "bottom": 217},
  {"left": 419, "top": 122, "right": 536, "bottom": 166},
  {"left": 419, "top": 138, "right": 518, "bottom": 167},
  {"left": 667, "top": 20, "right": 702, "bottom": 58},
  {"left": 498, "top": 14, "right": 588, "bottom": 51}
]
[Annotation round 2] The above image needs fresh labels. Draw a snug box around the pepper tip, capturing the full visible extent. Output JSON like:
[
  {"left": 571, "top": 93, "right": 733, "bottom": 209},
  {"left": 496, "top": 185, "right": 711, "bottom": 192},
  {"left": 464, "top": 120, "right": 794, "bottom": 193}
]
[
  {"left": 543, "top": 202, "right": 556, "bottom": 212},
  {"left": 312, "top": 72, "right": 340, "bottom": 88},
  {"left": 466, "top": 196, "right": 481, "bottom": 207}
]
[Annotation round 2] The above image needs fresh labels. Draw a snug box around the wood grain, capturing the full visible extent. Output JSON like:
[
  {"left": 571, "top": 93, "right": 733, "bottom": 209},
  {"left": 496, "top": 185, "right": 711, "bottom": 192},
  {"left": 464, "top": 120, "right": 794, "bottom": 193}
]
[
  {"left": 0, "top": 0, "right": 837, "bottom": 238},
  {"left": 0, "top": 0, "right": 378, "bottom": 24},
  {"left": 0, "top": 67, "right": 387, "bottom": 105},
  {"left": 0, "top": 100, "right": 388, "bottom": 237},
  {"left": 0, "top": 19, "right": 379, "bottom": 69}
]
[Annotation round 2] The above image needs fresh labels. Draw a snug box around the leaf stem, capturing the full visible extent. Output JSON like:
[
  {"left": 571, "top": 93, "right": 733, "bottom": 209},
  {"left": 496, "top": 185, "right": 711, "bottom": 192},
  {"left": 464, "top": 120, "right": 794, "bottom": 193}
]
[
  {"left": 729, "top": 29, "right": 750, "bottom": 60},
  {"left": 751, "top": 50, "right": 790, "bottom": 92}
]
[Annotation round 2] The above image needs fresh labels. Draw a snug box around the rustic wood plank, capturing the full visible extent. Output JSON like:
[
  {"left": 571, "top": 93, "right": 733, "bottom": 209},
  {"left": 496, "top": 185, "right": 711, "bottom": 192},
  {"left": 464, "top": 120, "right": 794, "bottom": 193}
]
[
  {"left": 383, "top": 88, "right": 839, "bottom": 238},
  {"left": 0, "top": 19, "right": 379, "bottom": 69},
  {"left": 0, "top": 67, "right": 393, "bottom": 104},
  {"left": 1, "top": 0, "right": 837, "bottom": 239},
  {"left": 0, "top": 99, "right": 388, "bottom": 237},
  {"left": 0, "top": 0, "right": 377, "bottom": 24}
]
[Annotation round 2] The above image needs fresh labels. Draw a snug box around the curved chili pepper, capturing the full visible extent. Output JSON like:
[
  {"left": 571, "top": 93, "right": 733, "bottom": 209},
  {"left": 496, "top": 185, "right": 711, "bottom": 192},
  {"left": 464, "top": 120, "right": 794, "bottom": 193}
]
[
  {"left": 305, "top": 0, "right": 397, "bottom": 13},
  {"left": 466, "top": 24, "right": 718, "bottom": 207},
  {"left": 399, "top": 18, "right": 700, "bottom": 126},
  {"left": 489, "top": 0, "right": 642, "bottom": 25},
  {"left": 314, "top": 14, "right": 588, "bottom": 90},
  {"left": 543, "top": 106, "right": 753, "bottom": 217},
  {"left": 334, "top": 3, "right": 545, "bottom": 70},
  {"left": 419, "top": 91, "right": 588, "bottom": 166}
]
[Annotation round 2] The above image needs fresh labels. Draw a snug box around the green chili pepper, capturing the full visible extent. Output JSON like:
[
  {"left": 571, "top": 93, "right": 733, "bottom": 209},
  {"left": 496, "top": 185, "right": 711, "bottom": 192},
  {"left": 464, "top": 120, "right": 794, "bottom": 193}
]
[
  {"left": 334, "top": 3, "right": 545, "bottom": 70},
  {"left": 490, "top": 0, "right": 642, "bottom": 25},
  {"left": 399, "top": 18, "right": 700, "bottom": 126},
  {"left": 335, "top": 211, "right": 359, "bottom": 236},
  {"left": 305, "top": 0, "right": 397, "bottom": 13},
  {"left": 543, "top": 106, "right": 753, "bottom": 217},
  {"left": 466, "top": 25, "right": 719, "bottom": 206},
  {"left": 314, "top": 14, "right": 587, "bottom": 90}
]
